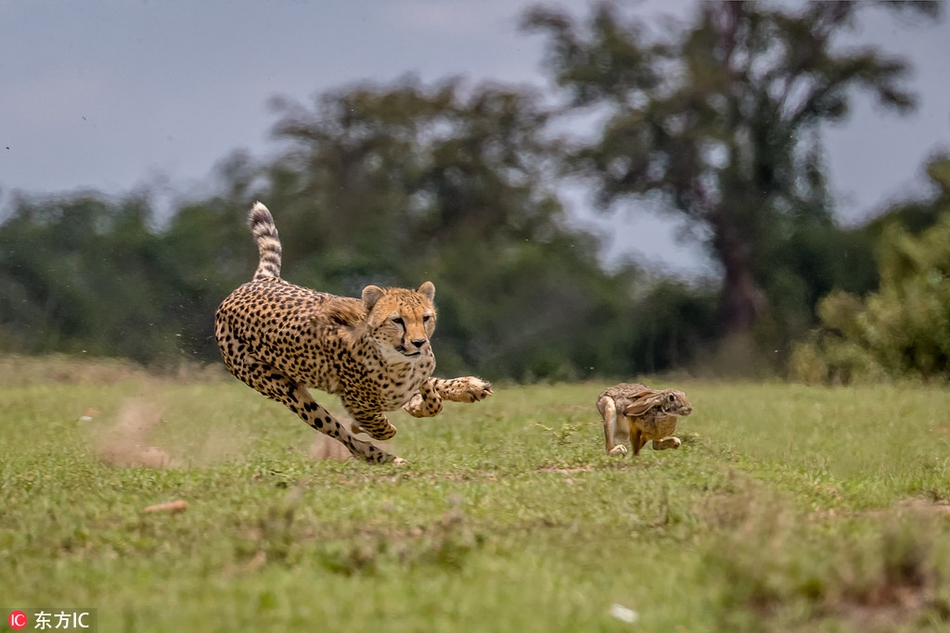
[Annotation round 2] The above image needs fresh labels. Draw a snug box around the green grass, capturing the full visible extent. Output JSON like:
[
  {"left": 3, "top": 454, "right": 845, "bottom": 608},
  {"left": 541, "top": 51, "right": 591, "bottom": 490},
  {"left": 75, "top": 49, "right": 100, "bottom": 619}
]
[{"left": 2, "top": 363, "right": 950, "bottom": 632}]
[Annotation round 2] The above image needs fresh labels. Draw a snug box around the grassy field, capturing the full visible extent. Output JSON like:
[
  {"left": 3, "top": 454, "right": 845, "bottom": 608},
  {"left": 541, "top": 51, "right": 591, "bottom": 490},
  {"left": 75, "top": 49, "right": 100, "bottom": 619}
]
[{"left": 2, "top": 358, "right": 950, "bottom": 632}]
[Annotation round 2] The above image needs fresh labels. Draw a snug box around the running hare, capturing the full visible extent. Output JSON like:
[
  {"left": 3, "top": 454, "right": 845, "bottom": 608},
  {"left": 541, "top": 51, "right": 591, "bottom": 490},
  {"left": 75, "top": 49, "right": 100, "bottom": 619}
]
[{"left": 597, "top": 383, "right": 693, "bottom": 456}]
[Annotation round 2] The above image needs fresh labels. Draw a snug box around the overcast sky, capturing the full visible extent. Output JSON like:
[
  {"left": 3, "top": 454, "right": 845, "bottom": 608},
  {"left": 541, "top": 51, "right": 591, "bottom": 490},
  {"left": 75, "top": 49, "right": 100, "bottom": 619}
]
[{"left": 1, "top": 1, "right": 948, "bottom": 274}]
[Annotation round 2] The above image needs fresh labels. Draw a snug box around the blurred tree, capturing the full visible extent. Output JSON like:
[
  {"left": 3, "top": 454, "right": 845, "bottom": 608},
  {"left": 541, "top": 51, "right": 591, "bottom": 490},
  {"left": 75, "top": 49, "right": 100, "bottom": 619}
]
[
  {"left": 259, "top": 78, "right": 661, "bottom": 379},
  {"left": 160, "top": 150, "right": 269, "bottom": 360},
  {"left": 0, "top": 78, "right": 723, "bottom": 379},
  {"left": 0, "top": 194, "right": 183, "bottom": 362},
  {"left": 263, "top": 79, "right": 563, "bottom": 289},
  {"left": 522, "top": 1, "right": 939, "bottom": 337},
  {"left": 862, "top": 157, "right": 950, "bottom": 239}
]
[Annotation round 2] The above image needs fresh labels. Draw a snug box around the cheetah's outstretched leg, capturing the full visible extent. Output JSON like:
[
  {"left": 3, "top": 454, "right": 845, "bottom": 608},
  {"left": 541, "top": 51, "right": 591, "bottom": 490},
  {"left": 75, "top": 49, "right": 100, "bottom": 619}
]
[
  {"left": 432, "top": 377, "right": 493, "bottom": 402},
  {"left": 221, "top": 335, "right": 399, "bottom": 463},
  {"left": 402, "top": 376, "right": 493, "bottom": 418}
]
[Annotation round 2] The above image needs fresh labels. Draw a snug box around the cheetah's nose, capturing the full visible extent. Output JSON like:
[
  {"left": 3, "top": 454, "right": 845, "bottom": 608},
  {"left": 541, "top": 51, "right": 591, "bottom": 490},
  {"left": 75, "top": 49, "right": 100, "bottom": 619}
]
[{"left": 411, "top": 338, "right": 427, "bottom": 348}]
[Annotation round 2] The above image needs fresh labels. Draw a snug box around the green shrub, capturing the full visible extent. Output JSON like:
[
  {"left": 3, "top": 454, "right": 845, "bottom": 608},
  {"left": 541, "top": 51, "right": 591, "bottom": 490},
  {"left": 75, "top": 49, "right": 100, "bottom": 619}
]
[{"left": 793, "top": 209, "right": 950, "bottom": 383}]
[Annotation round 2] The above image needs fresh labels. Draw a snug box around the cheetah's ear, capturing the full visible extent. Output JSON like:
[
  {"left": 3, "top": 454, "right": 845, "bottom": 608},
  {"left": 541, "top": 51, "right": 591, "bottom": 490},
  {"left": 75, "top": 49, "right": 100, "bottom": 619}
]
[
  {"left": 362, "top": 285, "right": 385, "bottom": 311},
  {"left": 418, "top": 281, "right": 435, "bottom": 301}
]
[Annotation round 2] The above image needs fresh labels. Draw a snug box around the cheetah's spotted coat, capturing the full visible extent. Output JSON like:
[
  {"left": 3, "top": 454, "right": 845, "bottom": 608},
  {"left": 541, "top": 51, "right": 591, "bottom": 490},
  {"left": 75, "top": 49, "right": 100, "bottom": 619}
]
[{"left": 214, "top": 202, "right": 492, "bottom": 463}]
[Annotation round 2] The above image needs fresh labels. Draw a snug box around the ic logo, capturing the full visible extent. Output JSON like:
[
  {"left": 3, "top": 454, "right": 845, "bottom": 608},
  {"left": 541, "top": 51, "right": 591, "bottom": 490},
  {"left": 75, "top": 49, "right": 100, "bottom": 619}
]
[{"left": 7, "top": 611, "right": 28, "bottom": 630}]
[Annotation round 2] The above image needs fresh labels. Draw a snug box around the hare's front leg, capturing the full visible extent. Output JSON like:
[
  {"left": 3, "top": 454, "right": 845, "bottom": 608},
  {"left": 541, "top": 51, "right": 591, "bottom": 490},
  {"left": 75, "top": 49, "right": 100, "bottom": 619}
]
[
  {"left": 651, "top": 436, "right": 681, "bottom": 451},
  {"left": 631, "top": 428, "right": 649, "bottom": 456},
  {"left": 600, "top": 397, "right": 628, "bottom": 455}
]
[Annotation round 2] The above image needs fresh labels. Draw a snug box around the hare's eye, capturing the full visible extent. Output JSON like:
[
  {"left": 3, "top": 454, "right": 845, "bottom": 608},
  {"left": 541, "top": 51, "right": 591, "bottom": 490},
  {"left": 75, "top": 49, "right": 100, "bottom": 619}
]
[{"left": 668, "top": 394, "right": 676, "bottom": 402}]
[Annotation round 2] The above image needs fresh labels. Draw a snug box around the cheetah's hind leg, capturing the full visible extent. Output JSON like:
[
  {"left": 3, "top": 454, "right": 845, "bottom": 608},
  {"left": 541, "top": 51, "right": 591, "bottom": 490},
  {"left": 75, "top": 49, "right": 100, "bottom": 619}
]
[
  {"left": 277, "top": 383, "right": 401, "bottom": 464},
  {"left": 223, "top": 342, "right": 400, "bottom": 463}
]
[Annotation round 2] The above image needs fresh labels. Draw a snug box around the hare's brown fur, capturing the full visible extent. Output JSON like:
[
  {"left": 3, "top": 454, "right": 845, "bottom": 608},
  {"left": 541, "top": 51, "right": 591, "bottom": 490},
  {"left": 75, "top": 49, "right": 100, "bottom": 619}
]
[{"left": 597, "top": 383, "right": 693, "bottom": 456}]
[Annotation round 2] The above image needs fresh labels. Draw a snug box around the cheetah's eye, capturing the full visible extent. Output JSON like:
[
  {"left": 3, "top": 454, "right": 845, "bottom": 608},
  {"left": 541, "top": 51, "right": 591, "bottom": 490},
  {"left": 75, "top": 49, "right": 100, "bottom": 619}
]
[
  {"left": 391, "top": 317, "right": 405, "bottom": 327},
  {"left": 423, "top": 315, "right": 432, "bottom": 323}
]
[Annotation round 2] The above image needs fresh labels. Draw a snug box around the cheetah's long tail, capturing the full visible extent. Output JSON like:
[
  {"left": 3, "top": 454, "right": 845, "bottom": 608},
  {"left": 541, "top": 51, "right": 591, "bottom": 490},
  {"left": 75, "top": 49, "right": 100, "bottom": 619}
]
[{"left": 248, "top": 202, "right": 282, "bottom": 281}]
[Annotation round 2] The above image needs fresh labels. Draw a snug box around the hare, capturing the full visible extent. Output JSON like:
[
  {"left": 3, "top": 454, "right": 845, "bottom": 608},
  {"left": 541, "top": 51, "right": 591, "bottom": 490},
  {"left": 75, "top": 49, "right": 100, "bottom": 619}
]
[{"left": 597, "top": 383, "right": 693, "bottom": 456}]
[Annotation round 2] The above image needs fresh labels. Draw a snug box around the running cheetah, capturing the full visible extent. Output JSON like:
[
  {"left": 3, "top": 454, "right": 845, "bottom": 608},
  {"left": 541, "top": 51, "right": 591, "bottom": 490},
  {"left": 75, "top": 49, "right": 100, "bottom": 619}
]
[{"left": 214, "top": 202, "right": 492, "bottom": 463}]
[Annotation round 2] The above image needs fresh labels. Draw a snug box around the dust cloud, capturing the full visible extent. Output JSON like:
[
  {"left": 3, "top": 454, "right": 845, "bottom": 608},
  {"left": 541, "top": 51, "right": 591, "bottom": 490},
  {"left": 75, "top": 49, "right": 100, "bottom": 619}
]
[
  {"left": 308, "top": 434, "right": 353, "bottom": 462},
  {"left": 95, "top": 398, "right": 179, "bottom": 469},
  {"left": 94, "top": 397, "right": 356, "bottom": 468}
]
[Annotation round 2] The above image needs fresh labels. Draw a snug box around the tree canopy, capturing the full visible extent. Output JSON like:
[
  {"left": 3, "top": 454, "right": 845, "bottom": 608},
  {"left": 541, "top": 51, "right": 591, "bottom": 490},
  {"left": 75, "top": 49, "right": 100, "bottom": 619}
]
[
  {"left": 522, "top": 1, "right": 938, "bottom": 336},
  {"left": 0, "top": 2, "right": 941, "bottom": 380},
  {"left": 0, "top": 79, "right": 717, "bottom": 379}
]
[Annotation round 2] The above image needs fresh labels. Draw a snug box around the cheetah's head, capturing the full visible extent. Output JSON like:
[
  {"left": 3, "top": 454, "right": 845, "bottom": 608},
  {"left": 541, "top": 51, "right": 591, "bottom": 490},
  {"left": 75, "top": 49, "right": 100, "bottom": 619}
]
[{"left": 361, "top": 281, "right": 437, "bottom": 364}]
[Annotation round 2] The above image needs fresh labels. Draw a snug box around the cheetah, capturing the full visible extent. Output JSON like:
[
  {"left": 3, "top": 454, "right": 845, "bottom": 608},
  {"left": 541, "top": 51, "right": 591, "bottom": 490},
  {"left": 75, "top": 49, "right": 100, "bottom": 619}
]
[
  {"left": 597, "top": 383, "right": 693, "bottom": 456},
  {"left": 214, "top": 202, "right": 493, "bottom": 463}
]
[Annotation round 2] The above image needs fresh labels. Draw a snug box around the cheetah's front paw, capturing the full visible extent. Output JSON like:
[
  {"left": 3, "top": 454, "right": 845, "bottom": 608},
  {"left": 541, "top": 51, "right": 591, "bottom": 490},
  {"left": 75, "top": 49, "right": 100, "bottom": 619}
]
[
  {"left": 608, "top": 444, "right": 628, "bottom": 456},
  {"left": 456, "top": 377, "right": 493, "bottom": 403}
]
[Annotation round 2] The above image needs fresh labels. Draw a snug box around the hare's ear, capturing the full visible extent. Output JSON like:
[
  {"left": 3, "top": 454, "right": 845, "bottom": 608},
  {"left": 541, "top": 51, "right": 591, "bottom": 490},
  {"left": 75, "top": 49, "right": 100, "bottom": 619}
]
[{"left": 624, "top": 390, "right": 660, "bottom": 416}]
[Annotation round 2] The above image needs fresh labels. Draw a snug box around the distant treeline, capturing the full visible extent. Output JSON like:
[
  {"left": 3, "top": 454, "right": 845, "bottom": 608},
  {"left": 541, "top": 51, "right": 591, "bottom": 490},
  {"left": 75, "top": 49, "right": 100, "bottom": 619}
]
[{"left": 1, "top": 2, "right": 946, "bottom": 381}]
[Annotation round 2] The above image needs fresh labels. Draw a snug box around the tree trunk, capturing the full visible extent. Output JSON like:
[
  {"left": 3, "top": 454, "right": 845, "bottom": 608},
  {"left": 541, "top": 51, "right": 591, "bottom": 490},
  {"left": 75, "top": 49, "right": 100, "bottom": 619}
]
[{"left": 711, "top": 211, "right": 764, "bottom": 334}]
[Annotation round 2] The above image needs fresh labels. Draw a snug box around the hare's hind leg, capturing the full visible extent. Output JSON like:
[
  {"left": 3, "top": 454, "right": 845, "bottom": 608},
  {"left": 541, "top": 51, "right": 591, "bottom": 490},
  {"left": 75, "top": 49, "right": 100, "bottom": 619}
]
[
  {"left": 651, "top": 437, "right": 681, "bottom": 451},
  {"left": 600, "top": 397, "right": 628, "bottom": 455}
]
